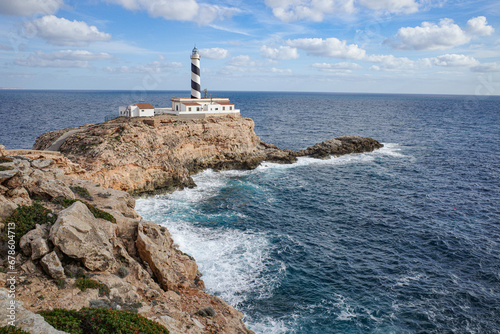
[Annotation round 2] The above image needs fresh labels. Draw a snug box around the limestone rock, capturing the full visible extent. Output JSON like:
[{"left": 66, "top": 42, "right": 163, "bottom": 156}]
[
  {"left": 40, "top": 251, "right": 65, "bottom": 279},
  {"left": 0, "top": 288, "right": 67, "bottom": 334},
  {"left": 136, "top": 220, "right": 178, "bottom": 290},
  {"left": 19, "top": 224, "right": 50, "bottom": 260},
  {"left": 0, "top": 195, "right": 16, "bottom": 220},
  {"left": 0, "top": 145, "right": 6, "bottom": 156},
  {"left": 31, "top": 158, "right": 54, "bottom": 169},
  {"left": 50, "top": 201, "right": 115, "bottom": 271},
  {"left": 28, "top": 179, "right": 75, "bottom": 200}
]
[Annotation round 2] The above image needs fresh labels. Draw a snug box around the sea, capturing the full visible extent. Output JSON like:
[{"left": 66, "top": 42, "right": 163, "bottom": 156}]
[{"left": 1, "top": 90, "right": 499, "bottom": 333}]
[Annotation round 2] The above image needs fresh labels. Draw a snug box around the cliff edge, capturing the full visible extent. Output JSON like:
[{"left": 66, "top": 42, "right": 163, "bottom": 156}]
[{"left": 32, "top": 115, "right": 383, "bottom": 195}]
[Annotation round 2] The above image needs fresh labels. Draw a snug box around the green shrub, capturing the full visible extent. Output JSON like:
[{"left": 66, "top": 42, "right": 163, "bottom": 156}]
[
  {"left": 57, "top": 199, "right": 116, "bottom": 224},
  {"left": 74, "top": 278, "right": 100, "bottom": 291},
  {"left": 117, "top": 266, "right": 129, "bottom": 278},
  {"left": 40, "top": 307, "right": 170, "bottom": 334},
  {"left": 98, "top": 284, "right": 110, "bottom": 297},
  {"left": 0, "top": 166, "right": 13, "bottom": 171},
  {"left": 1, "top": 202, "right": 57, "bottom": 249},
  {"left": 70, "top": 186, "right": 92, "bottom": 200},
  {"left": 0, "top": 157, "right": 13, "bottom": 163},
  {"left": 0, "top": 326, "right": 31, "bottom": 334}
]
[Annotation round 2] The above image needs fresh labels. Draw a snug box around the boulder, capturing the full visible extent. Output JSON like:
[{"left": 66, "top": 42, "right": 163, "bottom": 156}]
[
  {"left": 0, "top": 288, "right": 67, "bottom": 334},
  {"left": 0, "top": 195, "right": 16, "bottom": 220},
  {"left": 40, "top": 251, "right": 65, "bottom": 279},
  {"left": 19, "top": 224, "right": 51, "bottom": 260},
  {"left": 28, "top": 179, "right": 75, "bottom": 200},
  {"left": 31, "top": 159, "right": 54, "bottom": 169},
  {"left": 50, "top": 201, "right": 115, "bottom": 271},
  {"left": 0, "top": 145, "right": 6, "bottom": 156},
  {"left": 136, "top": 220, "right": 177, "bottom": 291}
]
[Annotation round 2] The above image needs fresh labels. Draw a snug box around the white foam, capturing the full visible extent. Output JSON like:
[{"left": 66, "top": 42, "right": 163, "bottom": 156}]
[{"left": 375, "top": 143, "right": 407, "bottom": 158}]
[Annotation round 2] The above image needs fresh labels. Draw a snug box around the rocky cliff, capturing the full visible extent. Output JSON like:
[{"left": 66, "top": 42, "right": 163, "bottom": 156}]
[
  {"left": 0, "top": 148, "right": 252, "bottom": 333},
  {"left": 33, "top": 115, "right": 383, "bottom": 195}
]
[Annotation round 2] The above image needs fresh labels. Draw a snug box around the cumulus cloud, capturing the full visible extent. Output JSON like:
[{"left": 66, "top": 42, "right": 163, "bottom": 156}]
[
  {"left": 260, "top": 45, "right": 299, "bottom": 60},
  {"left": 271, "top": 67, "right": 293, "bottom": 74},
  {"left": 466, "top": 16, "right": 495, "bottom": 36},
  {"left": 429, "top": 54, "right": 479, "bottom": 67},
  {"left": 105, "top": 60, "right": 182, "bottom": 73},
  {"left": 312, "top": 62, "right": 362, "bottom": 71},
  {"left": 357, "top": 0, "right": 418, "bottom": 13},
  {"left": 0, "top": 0, "right": 63, "bottom": 16},
  {"left": 199, "top": 47, "right": 229, "bottom": 60},
  {"left": 0, "top": 44, "right": 14, "bottom": 51},
  {"left": 24, "top": 15, "right": 111, "bottom": 46},
  {"left": 15, "top": 50, "right": 113, "bottom": 67},
  {"left": 287, "top": 37, "right": 366, "bottom": 59},
  {"left": 471, "top": 62, "right": 500, "bottom": 73},
  {"left": 227, "top": 55, "right": 259, "bottom": 67},
  {"left": 386, "top": 16, "right": 494, "bottom": 50},
  {"left": 265, "top": 0, "right": 422, "bottom": 22},
  {"left": 105, "top": 0, "right": 238, "bottom": 25}
]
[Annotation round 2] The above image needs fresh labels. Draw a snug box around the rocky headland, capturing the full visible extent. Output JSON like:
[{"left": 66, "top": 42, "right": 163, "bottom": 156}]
[
  {"left": 1, "top": 114, "right": 382, "bottom": 333},
  {"left": 32, "top": 115, "right": 383, "bottom": 195}
]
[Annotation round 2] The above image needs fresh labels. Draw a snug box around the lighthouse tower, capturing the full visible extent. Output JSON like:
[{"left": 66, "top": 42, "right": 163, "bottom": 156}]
[{"left": 190, "top": 46, "right": 201, "bottom": 99}]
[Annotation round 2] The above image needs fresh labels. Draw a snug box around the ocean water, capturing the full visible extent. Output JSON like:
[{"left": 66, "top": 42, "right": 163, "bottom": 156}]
[{"left": 1, "top": 91, "right": 499, "bottom": 333}]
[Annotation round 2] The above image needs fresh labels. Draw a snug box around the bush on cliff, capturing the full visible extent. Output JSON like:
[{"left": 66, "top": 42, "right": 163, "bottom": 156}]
[
  {"left": 1, "top": 202, "right": 57, "bottom": 249},
  {"left": 39, "top": 307, "right": 169, "bottom": 334},
  {"left": 54, "top": 198, "right": 116, "bottom": 224},
  {"left": 0, "top": 326, "right": 31, "bottom": 334}
]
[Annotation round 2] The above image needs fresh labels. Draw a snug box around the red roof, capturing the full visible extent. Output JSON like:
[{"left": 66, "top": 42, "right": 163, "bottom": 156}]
[
  {"left": 181, "top": 102, "right": 202, "bottom": 106},
  {"left": 217, "top": 101, "right": 234, "bottom": 105},
  {"left": 134, "top": 103, "right": 154, "bottom": 109}
]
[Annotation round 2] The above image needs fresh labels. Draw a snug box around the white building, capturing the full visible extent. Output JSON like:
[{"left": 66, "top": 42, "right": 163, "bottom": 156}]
[
  {"left": 118, "top": 46, "right": 240, "bottom": 119},
  {"left": 119, "top": 103, "right": 155, "bottom": 117}
]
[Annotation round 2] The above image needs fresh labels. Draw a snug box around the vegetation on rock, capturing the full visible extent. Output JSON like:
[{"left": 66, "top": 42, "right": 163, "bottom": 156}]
[
  {"left": 1, "top": 202, "right": 56, "bottom": 248},
  {"left": 0, "top": 326, "right": 31, "bottom": 334},
  {"left": 54, "top": 198, "right": 116, "bottom": 224},
  {"left": 70, "top": 186, "right": 93, "bottom": 201},
  {"left": 0, "top": 157, "right": 13, "bottom": 163},
  {"left": 39, "top": 307, "right": 170, "bottom": 334}
]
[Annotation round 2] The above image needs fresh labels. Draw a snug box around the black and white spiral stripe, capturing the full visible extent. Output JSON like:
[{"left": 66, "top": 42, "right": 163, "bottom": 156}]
[{"left": 191, "top": 53, "right": 201, "bottom": 99}]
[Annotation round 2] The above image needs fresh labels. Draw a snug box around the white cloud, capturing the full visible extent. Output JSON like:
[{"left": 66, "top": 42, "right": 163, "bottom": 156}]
[
  {"left": 227, "top": 55, "right": 259, "bottom": 67},
  {"left": 466, "top": 16, "right": 495, "bottom": 36},
  {"left": 357, "top": 0, "right": 418, "bottom": 13},
  {"left": 265, "top": 0, "right": 421, "bottom": 22},
  {"left": 199, "top": 47, "right": 229, "bottom": 60},
  {"left": 312, "top": 62, "right": 362, "bottom": 72},
  {"left": 105, "top": 0, "right": 238, "bottom": 25},
  {"left": 271, "top": 67, "right": 293, "bottom": 74},
  {"left": 429, "top": 54, "right": 479, "bottom": 67},
  {"left": 105, "top": 60, "right": 182, "bottom": 73},
  {"left": 0, "top": 0, "right": 63, "bottom": 16},
  {"left": 24, "top": 15, "right": 111, "bottom": 46},
  {"left": 366, "top": 54, "right": 415, "bottom": 70},
  {"left": 386, "top": 16, "right": 494, "bottom": 50},
  {"left": 264, "top": 0, "right": 345, "bottom": 22},
  {"left": 471, "top": 62, "right": 500, "bottom": 73},
  {"left": 287, "top": 37, "right": 366, "bottom": 59},
  {"left": 260, "top": 45, "right": 299, "bottom": 60},
  {"left": 15, "top": 50, "right": 113, "bottom": 68}
]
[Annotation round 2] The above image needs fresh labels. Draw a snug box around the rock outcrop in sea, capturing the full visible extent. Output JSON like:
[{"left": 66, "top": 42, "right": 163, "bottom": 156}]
[
  {"left": 1, "top": 114, "right": 382, "bottom": 333},
  {"left": 32, "top": 115, "right": 383, "bottom": 194}
]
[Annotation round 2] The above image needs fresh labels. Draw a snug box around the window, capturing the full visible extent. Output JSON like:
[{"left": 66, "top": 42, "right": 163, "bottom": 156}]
[
  {"left": 223, "top": 106, "right": 225, "bottom": 111},
  {"left": 188, "top": 107, "right": 192, "bottom": 111},
  {"left": 197, "top": 107, "right": 200, "bottom": 111},
  {"left": 176, "top": 105, "right": 179, "bottom": 111},
  {"left": 229, "top": 106, "right": 232, "bottom": 110}
]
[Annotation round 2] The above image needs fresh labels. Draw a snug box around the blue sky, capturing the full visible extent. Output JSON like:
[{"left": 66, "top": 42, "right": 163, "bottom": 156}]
[{"left": 0, "top": 0, "right": 499, "bottom": 94}]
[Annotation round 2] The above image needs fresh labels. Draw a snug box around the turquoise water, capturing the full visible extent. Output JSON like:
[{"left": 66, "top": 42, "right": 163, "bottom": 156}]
[{"left": 1, "top": 91, "right": 499, "bottom": 333}]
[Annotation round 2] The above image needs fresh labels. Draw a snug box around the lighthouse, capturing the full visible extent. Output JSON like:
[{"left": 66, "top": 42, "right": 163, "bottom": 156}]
[{"left": 191, "top": 46, "right": 201, "bottom": 99}]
